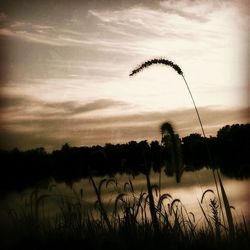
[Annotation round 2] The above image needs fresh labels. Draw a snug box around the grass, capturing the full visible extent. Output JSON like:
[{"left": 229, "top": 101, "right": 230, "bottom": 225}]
[
  {"left": 1, "top": 177, "right": 249, "bottom": 250},
  {"left": 129, "top": 57, "right": 235, "bottom": 241}
]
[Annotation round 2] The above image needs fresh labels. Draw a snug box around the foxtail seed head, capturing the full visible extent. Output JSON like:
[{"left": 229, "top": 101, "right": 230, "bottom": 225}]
[{"left": 129, "top": 58, "right": 183, "bottom": 76}]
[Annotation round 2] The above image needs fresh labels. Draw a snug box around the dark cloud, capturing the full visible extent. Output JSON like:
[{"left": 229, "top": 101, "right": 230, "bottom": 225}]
[
  {"left": 0, "top": 95, "right": 33, "bottom": 108},
  {"left": 1, "top": 105, "right": 249, "bottom": 151},
  {"left": 0, "top": 94, "right": 127, "bottom": 116},
  {"left": 0, "top": 128, "right": 61, "bottom": 151},
  {"left": 45, "top": 99, "right": 128, "bottom": 115},
  {"left": 1, "top": 0, "right": 244, "bottom": 25},
  {"left": 0, "top": 0, "right": 160, "bottom": 26}
]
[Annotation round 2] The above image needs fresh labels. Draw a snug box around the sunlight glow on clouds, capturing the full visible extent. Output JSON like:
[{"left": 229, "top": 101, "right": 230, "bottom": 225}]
[{"left": 0, "top": 0, "right": 249, "bottom": 150}]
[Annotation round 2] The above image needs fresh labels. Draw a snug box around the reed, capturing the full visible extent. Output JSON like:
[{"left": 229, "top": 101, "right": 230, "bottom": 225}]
[
  {"left": 161, "top": 121, "right": 183, "bottom": 183},
  {"left": 129, "top": 58, "right": 203, "bottom": 139},
  {"left": 129, "top": 57, "right": 234, "bottom": 238},
  {"left": 3, "top": 177, "right": 249, "bottom": 250},
  {"left": 89, "top": 176, "right": 113, "bottom": 232}
]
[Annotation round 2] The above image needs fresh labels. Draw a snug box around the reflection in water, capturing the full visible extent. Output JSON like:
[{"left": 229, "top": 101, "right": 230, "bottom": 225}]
[{"left": 1, "top": 168, "right": 250, "bottom": 225}]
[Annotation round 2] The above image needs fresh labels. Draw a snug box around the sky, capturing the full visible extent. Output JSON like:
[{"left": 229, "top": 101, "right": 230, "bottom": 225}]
[{"left": 0, "top": 0, "right": 249, "bottom": 151}]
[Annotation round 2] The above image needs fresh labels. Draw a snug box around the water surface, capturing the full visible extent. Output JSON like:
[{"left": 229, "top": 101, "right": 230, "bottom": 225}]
[{"left": 1, "top": 168, "right": 249, "bottom": 225}]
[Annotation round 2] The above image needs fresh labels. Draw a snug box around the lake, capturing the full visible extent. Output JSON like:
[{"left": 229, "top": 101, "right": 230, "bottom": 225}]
[{"left": 1, "top": 168, "right": 249, "bottom": 228}]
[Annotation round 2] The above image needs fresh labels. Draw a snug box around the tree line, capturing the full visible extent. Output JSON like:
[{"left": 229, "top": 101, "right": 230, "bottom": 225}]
[{"left": 0, "top": 123, "right": 249, "bottom": 193}]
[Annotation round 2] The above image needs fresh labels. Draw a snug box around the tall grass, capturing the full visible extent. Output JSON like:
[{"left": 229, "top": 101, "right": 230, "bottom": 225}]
[
  {"left": 129, "top": 57, "right": 234, "bottom": 239},
  {"left": 89, "top": 176, "right": 113, "bottom": 232},
  {"left": 3, "top": 178, "right": 249, "bottom": 250},
  {"left": 161, "top": 122, "right": 183, "bottom": 183}
]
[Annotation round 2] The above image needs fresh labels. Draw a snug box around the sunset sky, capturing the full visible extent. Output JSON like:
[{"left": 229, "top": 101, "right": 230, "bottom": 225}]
[{"left": 0, "top": 0, "right": 249, "bottom": 151}]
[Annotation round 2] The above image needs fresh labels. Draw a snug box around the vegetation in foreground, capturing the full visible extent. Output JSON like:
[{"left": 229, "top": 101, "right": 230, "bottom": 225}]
[{"left": 1, "top": 175, "right": 249, "bottom": 250}]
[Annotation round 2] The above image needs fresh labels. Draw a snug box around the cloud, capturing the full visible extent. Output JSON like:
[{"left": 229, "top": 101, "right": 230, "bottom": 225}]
[
  {"left": 0, "top": 95, "right": 31, "bottom": 108},
  {"left": 0, "top": 0, "right": 249, "bottom": 151},
  {"left": 45, "top": 99, "right": 128, "bottom": 115},
  {"left": 1, "top": 0, "right": 248, "bottom": 80},
  {"left": 0, "top": 12, "right": 7, "bottom": 22},
  {"left": 0, "top": 1, "right": 225, "bottom": 51},
  {"left": 0, "top": 94, "right": 128, "bottom": 117},
  {"left": 0, "top": 24, "right": 87, "bottom": 47},
  {"left": 84, "top": 2, "right": 243, "bottom": 58},
  {"left": 1, "top": 104, "right": 249, "bottom": 151}
]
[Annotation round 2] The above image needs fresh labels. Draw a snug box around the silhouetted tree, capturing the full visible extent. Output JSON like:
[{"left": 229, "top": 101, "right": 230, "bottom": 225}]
[
  {"left": 0, "top": 123, "right": 249, "bottom": 193},
  {"left": 216, "top": 124, "right": 250, "bottom": 177},
  {"left": 182, "top": 133, "right": 208, "bottom": 167}
]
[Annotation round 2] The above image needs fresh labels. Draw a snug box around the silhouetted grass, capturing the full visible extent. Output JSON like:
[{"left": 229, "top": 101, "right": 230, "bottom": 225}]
[
  {"left": 1, "top": 177, "right": 249, "bottom": 250},
  {"left": 130, "top": 57, "right": 235, "bottom": 241}
]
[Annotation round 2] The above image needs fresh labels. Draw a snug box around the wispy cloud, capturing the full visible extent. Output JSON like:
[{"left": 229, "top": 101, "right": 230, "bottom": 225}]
[
  {"left": 1, "top": 103, "right": 249, "bottom": 151},
  {"left": 0, "top": 17, "right": 100, "bottom": 47},
  {"left": 0, "top": 1, "right": 247, "bottom": 62},
  {"left": 0, "top": 27, "right": 64, "bottom": 47},
  {"left": 0, "top": 3, "right": 223, "bottom": 51}
]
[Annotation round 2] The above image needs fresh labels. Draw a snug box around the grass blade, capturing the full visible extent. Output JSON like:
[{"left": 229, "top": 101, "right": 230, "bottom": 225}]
[{"left": 217, "top": 171, "right": 235, "bottom": 238}]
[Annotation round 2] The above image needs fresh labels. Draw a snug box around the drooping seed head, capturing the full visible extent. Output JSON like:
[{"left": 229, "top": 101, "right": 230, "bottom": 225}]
[
  {"left": 160, "top": 121, "right": 174, "bottom": 137},
  {"left": 129, "top": 58, "right": 183, "bottom": 76}
]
